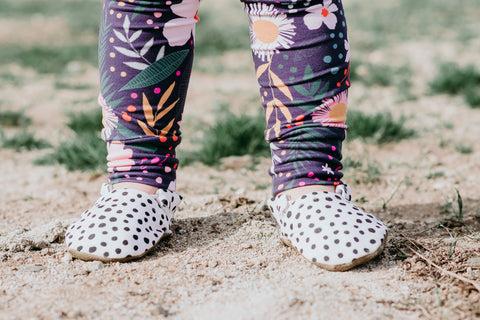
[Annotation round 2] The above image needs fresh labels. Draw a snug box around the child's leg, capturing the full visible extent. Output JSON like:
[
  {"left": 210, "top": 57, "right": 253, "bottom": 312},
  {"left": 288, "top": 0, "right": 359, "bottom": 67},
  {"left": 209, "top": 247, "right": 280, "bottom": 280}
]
[
  {"left": 242, "top": 0, "right": 387, "bottom": 271},
  {"left": 98, "top": 0, "right": 199, "bottom": 193},
  {"left": 65, "top": 0, "right": 200, "bottom": 262}
]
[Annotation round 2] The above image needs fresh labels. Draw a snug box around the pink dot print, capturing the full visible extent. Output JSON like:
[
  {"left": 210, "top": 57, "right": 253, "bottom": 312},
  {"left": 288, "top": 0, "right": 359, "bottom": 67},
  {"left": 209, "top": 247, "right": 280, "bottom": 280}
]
[
  {"left": 154, "top": 88, "right": 161, "bottom": 94},
  {"left": 131, "top": 93, "right": 138, "bottom": 99}
]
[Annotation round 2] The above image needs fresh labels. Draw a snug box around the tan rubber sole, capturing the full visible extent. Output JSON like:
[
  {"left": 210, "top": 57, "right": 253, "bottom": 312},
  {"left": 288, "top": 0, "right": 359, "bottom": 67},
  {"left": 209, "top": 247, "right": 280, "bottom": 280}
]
[
  {"left": 68, "top": 232, "right": 171, "bottom": 263},
  {"left": 282, "top": 232, "right": 388, "bottom": 272}
]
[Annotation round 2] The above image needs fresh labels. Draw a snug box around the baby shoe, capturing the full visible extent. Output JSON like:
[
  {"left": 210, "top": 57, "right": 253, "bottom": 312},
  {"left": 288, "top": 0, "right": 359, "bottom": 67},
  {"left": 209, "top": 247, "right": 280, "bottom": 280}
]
[
  {"left": 268, "top": 185, "right": 388, "bottom": 271},
  {"left": 65, "top": 184, "right": 182, "bottom": 262}
]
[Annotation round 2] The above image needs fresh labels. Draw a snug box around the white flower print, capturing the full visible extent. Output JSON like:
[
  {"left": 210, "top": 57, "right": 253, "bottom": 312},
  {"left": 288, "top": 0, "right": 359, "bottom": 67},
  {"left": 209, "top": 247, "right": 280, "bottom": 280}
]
[
  {"left": 344, "top": 39, "right": 350, "bottom": 63},
  {"left": 322, "top": 163, "right": 334, "bottom": 175},
  {"left": 163, "top": 0, "right": 200, "bottom": 47},
  {"left": 303, "top": 0, "right": 338, "bottom": 30},
  {"left": 247, "top": 3, "right": 296, "bottom": 62},
  {"left": 98, "top": 95, "right": 118, "bottom": 141}
]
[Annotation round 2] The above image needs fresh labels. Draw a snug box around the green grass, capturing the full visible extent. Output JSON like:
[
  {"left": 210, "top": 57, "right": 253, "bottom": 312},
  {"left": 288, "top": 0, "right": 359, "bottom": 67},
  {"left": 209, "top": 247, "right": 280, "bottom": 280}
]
[
  {"left": 430, "top": 62, "right": 480, "bottom": 108},
  {"left": 0, "top": 110, "right": 31, "bottom": 127},
  {"left": 0, "top": 44, "right": 98, "bottom": 74},
  {"left": 346, "top": 110, "right": 416, "bottom": 144},
  {"left": 180, "top": 107, "right": 269, "bottom": 166},
  {"left": 0, "top": 0, "right": 102, "bottom": 34},
  {"left": 1, "top": 131, "right": 51, "bottom": 152},
  {"left": 195, "top": 9, "right": 250, "bottom": 56},
  {"left": 36, "top": 109, "right": 107, "bottom": 171},
  {"left": 346, "top": 0, "right": 479, "bottom": 49}
]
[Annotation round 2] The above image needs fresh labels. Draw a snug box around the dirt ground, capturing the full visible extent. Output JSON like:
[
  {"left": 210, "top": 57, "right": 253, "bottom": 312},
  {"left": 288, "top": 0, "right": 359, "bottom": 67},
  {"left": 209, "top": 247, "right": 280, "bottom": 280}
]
[{"left": 1, "top": 1, "right": 480, "bottom": 319}]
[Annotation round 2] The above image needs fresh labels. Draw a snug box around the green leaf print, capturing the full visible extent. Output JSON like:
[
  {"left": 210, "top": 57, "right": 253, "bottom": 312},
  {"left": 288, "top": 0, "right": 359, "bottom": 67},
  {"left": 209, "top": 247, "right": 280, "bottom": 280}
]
[
  {"left": 120, "top": 50, "right": 189, "bottom": 91},
  {"left": 294, "top": 64, "right": 330, "bottom": 100}
]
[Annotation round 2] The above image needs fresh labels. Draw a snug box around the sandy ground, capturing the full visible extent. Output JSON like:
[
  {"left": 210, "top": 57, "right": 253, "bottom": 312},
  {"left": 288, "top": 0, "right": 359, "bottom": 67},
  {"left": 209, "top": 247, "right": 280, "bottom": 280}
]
[{"left": 1, "top": 1, "right": 480, "bottom": 319}]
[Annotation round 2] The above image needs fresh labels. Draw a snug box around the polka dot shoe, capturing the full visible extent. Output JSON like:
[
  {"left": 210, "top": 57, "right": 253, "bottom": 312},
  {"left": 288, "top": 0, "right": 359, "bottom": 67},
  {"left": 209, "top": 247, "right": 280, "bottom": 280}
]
[
  {"left": 65, "top": 184, "right": 182, "bottom": 262},
  {"left": 268, "top": 184, "right": 388, "bottom": 271}
]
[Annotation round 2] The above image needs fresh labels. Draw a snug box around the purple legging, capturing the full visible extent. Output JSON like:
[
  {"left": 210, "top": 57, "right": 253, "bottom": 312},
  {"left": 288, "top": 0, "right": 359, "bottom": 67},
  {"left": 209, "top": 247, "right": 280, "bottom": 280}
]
[{"left": 99, "top": 0, "right": 350, "bottom": 195}]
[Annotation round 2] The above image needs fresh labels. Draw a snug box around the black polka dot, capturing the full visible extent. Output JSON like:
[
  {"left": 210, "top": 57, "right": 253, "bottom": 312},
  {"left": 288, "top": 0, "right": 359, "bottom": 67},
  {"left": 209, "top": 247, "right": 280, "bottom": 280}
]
[
  {"left": 346, "top": 242, "right": 351, "bottom": 247},
  {"left": 88, "top": 234, "right": 95, "bottom": 240},
  {"left": 314, "top": 228, "right": 322, "bottom": 233},
  {"left": 334, "top": 239, "right": 340, "bottom": 244},
  {"left": 144, "top": 238, "right": 150, "bottom": 244},
  {"left": 116, "top": 248, "right": 122, "bottom": 254},
  {"left": 123, "top": 240, "right": 129, "bottom": 245},
  {"left": 368, "top": 228, "right": 376, "bottom": 233},
  {"left": 286, "top": 211, "right": 292, "bottom": 218},
  {"left": 324, "top": 245, "right": 329, "bottom": 250},
  {"left": 324, "top": 256, "right": 329, "bottom": 262},
  {"left": 311, "top": 244, "right": 316, "bottom": 250},
  {"left": 370, "top": 239, "right": 376, "bottom": 244},
  {"left": 110, "top": 217, "right": 117, "bottom": 222},
  {"left": 133, "top": 235, "right": 139, "bottom": 240},
  {"left": 89, "top": 247, "right": 96, "bottom": 253},
  {"left": 77, "top": 246, "right": 83, "bottom": 251},
  {"left": 338, "top": 253, "right": 343, "bottom": 258},
  {"left": 101, "top": 242, "right": 107, "bottom": 247},
  {"left": 104, "top": 252, "right": 109, "bottom": 257}
]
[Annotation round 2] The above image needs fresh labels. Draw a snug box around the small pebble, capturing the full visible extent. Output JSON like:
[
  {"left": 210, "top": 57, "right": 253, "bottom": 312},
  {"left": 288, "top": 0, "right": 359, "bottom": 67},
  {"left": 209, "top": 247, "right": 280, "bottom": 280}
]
[
  {"left": 22, "top": 264, "right": 46, "bottom": 273},
  {"left": 92, "top": 261, "right": 105, "bottom": 270}
]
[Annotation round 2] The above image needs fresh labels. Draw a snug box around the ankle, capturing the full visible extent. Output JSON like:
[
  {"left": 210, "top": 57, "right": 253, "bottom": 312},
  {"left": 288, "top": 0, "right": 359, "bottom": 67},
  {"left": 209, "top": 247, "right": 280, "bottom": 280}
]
[
  {"left": 112, "top": 182, "right": 159, "bottom": 195},
  {"left": 277, "top": 185, "right": 336, "bottom": 200}
]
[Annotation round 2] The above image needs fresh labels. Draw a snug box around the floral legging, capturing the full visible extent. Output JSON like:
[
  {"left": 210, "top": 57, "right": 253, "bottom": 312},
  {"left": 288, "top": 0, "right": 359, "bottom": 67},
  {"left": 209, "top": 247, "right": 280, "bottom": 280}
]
[{"left": 100, "top": 0, "right": 350, "bottom": 195}]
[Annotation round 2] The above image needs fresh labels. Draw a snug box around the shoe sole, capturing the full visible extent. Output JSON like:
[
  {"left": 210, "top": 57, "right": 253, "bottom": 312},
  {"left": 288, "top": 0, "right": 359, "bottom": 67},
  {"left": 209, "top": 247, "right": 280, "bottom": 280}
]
[
  {"left": 68, "top": 232, "right": 171, "bottom": 263},
  {"left": 281, "top": 232, "right": 388, "bottom": 272}
]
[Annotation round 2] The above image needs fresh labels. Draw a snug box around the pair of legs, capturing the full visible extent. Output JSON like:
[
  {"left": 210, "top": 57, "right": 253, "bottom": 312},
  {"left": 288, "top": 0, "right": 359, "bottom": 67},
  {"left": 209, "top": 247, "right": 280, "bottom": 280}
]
[{"left": 65, "top": 0, "right": 388, "bottom": 271}]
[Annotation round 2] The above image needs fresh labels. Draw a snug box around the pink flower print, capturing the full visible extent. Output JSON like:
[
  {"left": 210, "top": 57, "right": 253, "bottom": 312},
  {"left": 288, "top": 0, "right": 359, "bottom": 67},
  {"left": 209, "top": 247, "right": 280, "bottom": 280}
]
[
  {"left": 98, "top": 95, "right": 119, "bottom": 141},
  {"left": 311, "top": 90, "right": 348, "bottom": 128},
  {"left": 107, "top": 141, "right": 135, "bottom": 173},
  {"left": 163, "top": 0, "right": 200, "bottom": 47},
  {"left": 303, "top": 0, "right": 338, "bottom": 30}
]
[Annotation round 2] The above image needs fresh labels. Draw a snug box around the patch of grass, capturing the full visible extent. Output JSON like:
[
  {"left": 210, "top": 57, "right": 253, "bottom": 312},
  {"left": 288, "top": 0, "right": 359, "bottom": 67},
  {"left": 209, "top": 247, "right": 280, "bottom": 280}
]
[
  {"left": 455, "top": 143, "right": 473, "bottom": 155},
  {"left": 36, "top": 109, "right": 106, "bottom": 171},
  {"left": 0, "top": 44, "right": 98, "bottom": 74},
  {"left": 346, "top": 110, "right": 416, "bottom": 144},
  {"left": 429, "top": 62, "right": 480, "bottom": 108},
  {"left": 349, "top": 61, "right": 415, "bottom": 100},
  {"left": 36, "top": 133, "right": 106, "bottom": 171},
  {"left": 426, "top": 171, "right": 445, "bottom": 179},
  {"left": 0, "top": 0, "right": 102, "bottom": 34},
  {"left": 0, "top": 71, "right": 24, "bottom": 86},
  {"left": 1, "top": 131, "right": 51, "bottom": 152},
  {"left": 464, "top": 85, "right": 480, "bottom": 108},
  {"left": 347, "top": 0, "right": 479, "bottom": 48},
  {"left": 181, "top": 107, "right": 269, "bottom": 166},
  {"left": 195, "top": 9, "right": 250, "bottom": 56},
  {"left": 344, "top": 157, "right": 382, "bottom": 185},
  {"left": 66, "top": 109, "right": 103, "bottom": 134},
  {"left": 439, "top": 189, "right": 464, "bottom": 222},
  {"left": 0, "top": 110, "right": 31, "bottom": 127}
]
